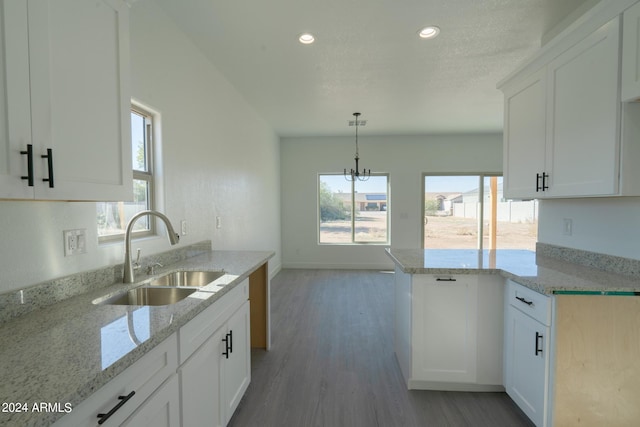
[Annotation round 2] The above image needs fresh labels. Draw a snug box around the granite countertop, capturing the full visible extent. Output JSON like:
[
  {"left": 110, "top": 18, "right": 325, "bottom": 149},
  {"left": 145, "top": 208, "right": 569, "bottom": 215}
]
[
  {"left": 0, "top": 249, "right": 274, "bottom": 427},
  {"left": 385, "top": 248, "right": 640, "bottom": 295}
]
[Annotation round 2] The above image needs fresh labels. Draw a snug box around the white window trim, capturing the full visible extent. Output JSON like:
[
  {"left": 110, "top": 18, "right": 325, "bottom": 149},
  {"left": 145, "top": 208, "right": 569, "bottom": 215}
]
[
  {"left": 98, "top": 101, "right": 162, "bottom": 243},
  {"left": 318, "top": 173, "right": 390, "bottom": 245}
]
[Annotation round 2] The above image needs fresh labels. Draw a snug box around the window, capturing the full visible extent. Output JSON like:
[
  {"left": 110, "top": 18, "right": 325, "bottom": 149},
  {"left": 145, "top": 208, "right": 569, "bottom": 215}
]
[
  {"left": 423, "top": 174, "right": 538, "bottom": 250},
  {"left": 319, "top": 174, "right": 389, "bottom": 244},
  {"left": 97, "top": 105, "right": 155, "bottom": 241}
]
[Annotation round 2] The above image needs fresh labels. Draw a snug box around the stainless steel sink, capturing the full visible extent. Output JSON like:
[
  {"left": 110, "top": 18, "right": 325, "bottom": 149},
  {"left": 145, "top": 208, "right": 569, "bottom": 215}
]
[
  {"left": 95, "top": 287, "right": 197, "bottom": 306},
  {"left": 148, "top": 270, "right": 225, "bottom": 287}
]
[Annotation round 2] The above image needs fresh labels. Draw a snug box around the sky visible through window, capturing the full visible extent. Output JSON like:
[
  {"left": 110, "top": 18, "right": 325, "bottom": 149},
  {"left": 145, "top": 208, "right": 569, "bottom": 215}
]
[
  {"left": 322, "top": 174, "right": 488, "bottom": 193},
  {"left": 321, "top": 174, "right": 387, "bottom": 193}
]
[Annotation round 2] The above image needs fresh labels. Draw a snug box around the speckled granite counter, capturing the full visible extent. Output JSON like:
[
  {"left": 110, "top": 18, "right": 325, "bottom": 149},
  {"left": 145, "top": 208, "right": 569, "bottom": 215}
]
[
  {"left": 0, "top": 247, "right": 274, "bottom": 427},
  {"left": 386, "top": 248, "right": 640, "bottom": 295}
]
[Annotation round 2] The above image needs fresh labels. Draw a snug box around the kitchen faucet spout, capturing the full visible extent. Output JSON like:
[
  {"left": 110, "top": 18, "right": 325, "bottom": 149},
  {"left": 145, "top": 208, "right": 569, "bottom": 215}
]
[{"left": 123, "top": 210, "right": 180, "bottom": 283}]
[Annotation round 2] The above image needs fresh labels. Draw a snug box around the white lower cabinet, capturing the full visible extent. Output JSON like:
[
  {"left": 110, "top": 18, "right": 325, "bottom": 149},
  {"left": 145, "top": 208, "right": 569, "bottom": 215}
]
[
  {"left": 122, "top": 374, "right": 180, "bottom": 426},
  {"left": 504, "top": 280, "right": 552, "bottom": 427},
  {"left": 52, "top": 333, "right": 178, "bottom": 427},
  {"left": 52, "top": 279, "right": 252, "bottom": 427},
  {"left": 180, "top": 300, "right": 251, "bottom": 426},
  {"left": 394, "top": 269, "right": 504, "bottom": 391},
  {"left": 412, "top": 274, "right": 479, "bottom": 385},
  {"left": 222, "top": 301, "right": 251, "bottom": 420},
  {"left": 179, "top": 279, "right": 251, "bottom": 426}
]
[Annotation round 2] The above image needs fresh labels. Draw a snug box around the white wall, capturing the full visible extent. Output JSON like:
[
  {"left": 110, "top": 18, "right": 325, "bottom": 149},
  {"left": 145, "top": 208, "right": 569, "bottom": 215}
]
[
  {"left": 0, "top": 1, "right": 281, "bottom": 294},
  {"left": 538, "top": 198, "right": 640, "bottom": 259},
  {"left": 281, "top": 134, "right": 502, "bottom": 269}
]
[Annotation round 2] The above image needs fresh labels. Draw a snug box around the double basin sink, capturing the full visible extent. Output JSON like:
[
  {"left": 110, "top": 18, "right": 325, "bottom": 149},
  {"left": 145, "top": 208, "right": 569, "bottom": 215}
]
[{"left": 94, "top": 270, "right": 226, "bottom": 306}]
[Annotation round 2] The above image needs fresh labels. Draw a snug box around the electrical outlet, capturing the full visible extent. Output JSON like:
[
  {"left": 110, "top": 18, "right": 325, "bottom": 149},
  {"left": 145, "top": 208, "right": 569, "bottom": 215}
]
[
  {"left": 64, "top": 229, "right": 87, "bottom": 256},
  {"left": 563, "top": 218, "right": 573, "bottom": 236},
  {"left": 181, "top": 220, "right": 188, "bottom": 236},
  {"left": 216, "top": 216, "right": 222, "bottom": 229}
]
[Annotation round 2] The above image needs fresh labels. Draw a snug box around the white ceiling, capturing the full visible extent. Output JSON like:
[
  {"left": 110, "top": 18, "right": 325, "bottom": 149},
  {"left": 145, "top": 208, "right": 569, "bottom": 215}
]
[{"left": 154, "top": 0, "right": 591, "bottom": 137}]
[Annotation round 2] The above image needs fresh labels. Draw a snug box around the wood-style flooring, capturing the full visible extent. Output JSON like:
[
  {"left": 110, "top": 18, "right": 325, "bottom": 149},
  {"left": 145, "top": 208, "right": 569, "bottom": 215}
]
[{"left": 228, "top": 269, "right": 534, "bottom": 427}]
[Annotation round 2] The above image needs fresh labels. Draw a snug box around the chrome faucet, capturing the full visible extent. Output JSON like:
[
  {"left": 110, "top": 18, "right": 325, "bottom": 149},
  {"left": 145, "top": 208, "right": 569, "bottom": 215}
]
[{"left": 123, "top": 210, "right": 180, "bottom": 283}]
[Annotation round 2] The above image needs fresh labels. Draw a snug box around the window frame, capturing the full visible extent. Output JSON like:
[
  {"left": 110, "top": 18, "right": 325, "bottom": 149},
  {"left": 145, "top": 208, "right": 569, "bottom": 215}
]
[
  {"left": 317, "top": 173, "right": 390, "bottom": 245},
  {"left": 97, "top": 104, "right": 156, "bottom": 243}
]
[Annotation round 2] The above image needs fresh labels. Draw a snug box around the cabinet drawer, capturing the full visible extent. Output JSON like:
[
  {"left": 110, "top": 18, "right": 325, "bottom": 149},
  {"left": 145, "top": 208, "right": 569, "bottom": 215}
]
[
  {"left": 53, "top": 333, "right": 178, "bottom": 427},
  {"left": 507, "top": 280, "right": 551, "bottom": 326},
  {"left": 179, "top": 278, "right": 249, "bottom": 363}
]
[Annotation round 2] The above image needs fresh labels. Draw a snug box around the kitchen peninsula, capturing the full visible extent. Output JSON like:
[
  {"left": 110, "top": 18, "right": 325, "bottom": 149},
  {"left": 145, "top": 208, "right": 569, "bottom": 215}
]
[{"left": 386, "top": 246, "right": 640, "bottom": 426}]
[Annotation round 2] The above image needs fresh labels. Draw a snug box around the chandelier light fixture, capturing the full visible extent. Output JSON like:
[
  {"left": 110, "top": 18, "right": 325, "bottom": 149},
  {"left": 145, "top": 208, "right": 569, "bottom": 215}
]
[{"left": 344, "top": 112, "right": 370, "bottom": 181}]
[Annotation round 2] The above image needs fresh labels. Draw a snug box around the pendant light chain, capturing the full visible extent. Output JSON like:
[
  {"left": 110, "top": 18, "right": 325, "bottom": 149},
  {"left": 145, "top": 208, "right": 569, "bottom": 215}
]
[{"left": 344, "top": 112, "right": 370, "bottom": 182}]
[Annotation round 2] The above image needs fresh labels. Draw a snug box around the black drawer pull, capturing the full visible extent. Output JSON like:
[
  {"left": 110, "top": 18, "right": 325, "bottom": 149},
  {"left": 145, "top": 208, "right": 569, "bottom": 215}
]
[
  {"left": 41, "top": 148, "right": 54, "bottom": 188},
  {"left": 535, "top": 332, "right": 543, "bottom": 356},
  {"left": 222, "top": 332, "right": 231, "bottom": 359},
  {"left": 97, "top": 391, "right": 135, "bottom": 424},
  {"left": 436, "top": 278, "right": 456, "bottom": 282},
  {"left": 20, "top": 144, "right": 34, "bottom": 186},
  {"left": 542, "top": 172, "right": 549, "bottom": 191},
  {"left": 515, "top": 296, "right": 533, "bottom": 306},
  {"left": 535, "top": 173, "right": 541, "bottom": 192}
]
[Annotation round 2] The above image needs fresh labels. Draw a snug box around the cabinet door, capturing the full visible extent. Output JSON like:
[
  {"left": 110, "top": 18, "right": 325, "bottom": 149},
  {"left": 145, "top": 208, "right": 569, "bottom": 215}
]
[
  {"left": 122, "top": 375, "right": 180, "bottom": 427},
  {"left": 412, "top": 276, "right": 478, "bottom": 384},
  {"left": 52, "top": 334, "right": 178, "bottom": 427},
  {"left": 502, "top": 67, "right": 547, "bottom": 199},
  {"left": 393, "top": 266, "right": 412, "bottom": 384},
  {"left": 223, "top": 300, "right": 251, "bottom": 424},
  {"left": 27, "top": 0, "right": 132, "bottom": 201},
  {"left": 0, "top": 0, "right": 34, "bottom": 199},
  {"left": 181, "top": 327, "right": 226, "bottom": 427},
  {"left": 622, "top": 1, "right": 640, "bottom": 102},
  {"left": 547, "top": 16, "right": 620, "bottom": 197},
  {"left": 505, "top": 307, "right": 549, "bottom": 427}
]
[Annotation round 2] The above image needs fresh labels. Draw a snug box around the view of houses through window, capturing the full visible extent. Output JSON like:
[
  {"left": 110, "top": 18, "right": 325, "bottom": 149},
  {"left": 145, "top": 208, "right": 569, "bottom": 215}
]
[
  {"left": 424, "top": 175, "right": 538, "bottom": 250},
  {"left": 319, "top": 174, "right": 389, "bottom": 244}
]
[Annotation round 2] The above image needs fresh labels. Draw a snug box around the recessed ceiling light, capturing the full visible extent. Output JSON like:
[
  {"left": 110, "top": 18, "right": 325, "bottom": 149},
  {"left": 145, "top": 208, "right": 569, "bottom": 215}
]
[
  {"left": 418, "top": 26, "right": 440, "bottom": 39},
  {"left": 299, "top": 33, "right": 315, "bottom": 44}
]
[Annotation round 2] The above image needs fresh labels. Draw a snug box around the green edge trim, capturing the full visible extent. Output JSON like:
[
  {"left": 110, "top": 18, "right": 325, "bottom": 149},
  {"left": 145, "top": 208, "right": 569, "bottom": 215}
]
[{"left": 552, "top": 290, "right": 640, "bottom": 296}]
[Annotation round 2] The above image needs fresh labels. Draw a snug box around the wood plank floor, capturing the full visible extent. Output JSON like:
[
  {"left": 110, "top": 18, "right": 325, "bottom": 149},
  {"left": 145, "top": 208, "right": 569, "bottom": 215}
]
[{"left": 228, "top": 269, "right": 534, "bottom": 427}]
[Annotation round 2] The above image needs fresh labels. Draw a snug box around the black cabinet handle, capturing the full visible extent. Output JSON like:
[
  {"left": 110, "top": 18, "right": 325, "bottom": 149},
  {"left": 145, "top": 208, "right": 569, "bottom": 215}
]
[
  {"left": 97, "top": 391, "right": 135, "bottom": 425},
  {"left": 536, "top": 173, "right": 541, "bottom": 192},
  {"left": 535, "top": 332, "right": 543, "bottom": 356},
  {"left": 222, "top": 332, "right": 231, "bottom": 359},
  {"left": 436, "top": 278, "right": 456, "bottom": 282},
  {"left": 515, "top": 296, "right": 533, "bottom": 306},
  {"left": 542, "top": 172, "right": 549, "bottom": 191},
  {"left": 41, "top": 148, "right": 54, "bottom": 188},
  {"left": 228, "top": 330, "right": 233, "bottom": 354},
  {"left": 20, "top": 144, "right": 34, "bottom": 187}
]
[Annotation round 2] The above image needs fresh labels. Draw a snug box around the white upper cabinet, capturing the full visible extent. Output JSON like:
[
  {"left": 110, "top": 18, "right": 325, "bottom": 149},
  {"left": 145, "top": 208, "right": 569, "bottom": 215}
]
[
  {"left": 500, "top": 3, "right": 640, "bottom": 199},
  {"left": 622, "top": 1, "right": 640, "bottom": 101},
  {"left": 502, "top": 68, "right": 547, "bottom": 199},
  {"left": 0, "top": 0, "right": 132, "bottom": 201},
  {"left": 0, "top": 1, "right": 33, "bottom": 199},
  {"left": 546, "top": 16, "right": 620, "bottom": 197}
]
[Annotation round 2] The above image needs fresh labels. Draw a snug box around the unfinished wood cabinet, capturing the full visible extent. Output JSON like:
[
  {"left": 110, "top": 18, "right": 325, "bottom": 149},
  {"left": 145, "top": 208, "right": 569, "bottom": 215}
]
[{"left": 553, "top": 295, "right": 640, "bottom": 426}]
